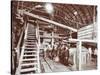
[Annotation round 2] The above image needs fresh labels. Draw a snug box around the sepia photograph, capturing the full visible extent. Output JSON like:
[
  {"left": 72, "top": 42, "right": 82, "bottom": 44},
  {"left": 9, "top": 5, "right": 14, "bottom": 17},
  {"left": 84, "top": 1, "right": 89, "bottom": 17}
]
[{"left": 11, "top": 0, "right": 98, "bottom": 75}]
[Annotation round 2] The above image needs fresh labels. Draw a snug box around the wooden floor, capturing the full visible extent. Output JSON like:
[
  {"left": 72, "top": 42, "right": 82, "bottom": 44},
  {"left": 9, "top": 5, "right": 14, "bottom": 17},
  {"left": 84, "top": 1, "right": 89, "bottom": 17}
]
[
  {"left": 40, "top": 57, "right": 97, "bottom": 73},
  {"left": 81, "top": 59, "right": 97, "bottom": 70},
  {"left": 40, "top": 57, "right": 71, "bottom": 73}
]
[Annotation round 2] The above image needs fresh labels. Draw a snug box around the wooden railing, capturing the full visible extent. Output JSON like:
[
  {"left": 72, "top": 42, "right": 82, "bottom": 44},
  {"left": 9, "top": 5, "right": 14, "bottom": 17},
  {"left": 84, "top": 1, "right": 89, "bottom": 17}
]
[
  {"left": 15, "top": 22, "right": 28, "bottom": 75},
  {"left": 36, "top": 24, "right": 41, "bottom": 73},
  {"left": 15, "top": 22, "right": 27, "bottom": 64}
]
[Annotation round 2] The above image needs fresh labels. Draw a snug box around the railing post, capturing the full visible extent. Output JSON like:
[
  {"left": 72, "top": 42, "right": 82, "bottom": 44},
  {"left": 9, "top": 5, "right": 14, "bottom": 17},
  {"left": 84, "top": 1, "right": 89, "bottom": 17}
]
[{"left": 36, "top": 21, "right": 41, "bottom": 73}]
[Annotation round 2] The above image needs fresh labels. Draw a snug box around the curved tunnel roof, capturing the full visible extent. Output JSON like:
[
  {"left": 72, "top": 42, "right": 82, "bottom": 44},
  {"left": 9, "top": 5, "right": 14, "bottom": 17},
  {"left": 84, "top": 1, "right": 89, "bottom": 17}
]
[{"left": 12, "top": 1, "right": 97, "bottom": 29}]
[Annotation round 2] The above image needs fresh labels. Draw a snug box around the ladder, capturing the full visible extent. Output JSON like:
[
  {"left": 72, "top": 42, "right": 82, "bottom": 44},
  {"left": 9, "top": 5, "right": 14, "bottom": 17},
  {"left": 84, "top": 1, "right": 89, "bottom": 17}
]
[{"left": 16, "top": 23, "right": 40, "bottom": 75}]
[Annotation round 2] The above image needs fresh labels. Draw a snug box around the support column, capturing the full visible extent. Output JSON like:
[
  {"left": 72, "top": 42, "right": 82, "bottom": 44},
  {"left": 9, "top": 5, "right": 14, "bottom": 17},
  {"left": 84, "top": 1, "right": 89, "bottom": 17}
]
[
  {"left": 69, "top": 31, "right": 72, "bottom": 39},
  {"left": 76, "top": 41, "right": 82, "bottom": 70},
  {"left": 73, "top": 52, "right": 77, "bottom": 70},
  {"left": 77, "top": 41, "right": 82, "bottom": 70},
  {"left": 51, "top": 31, "right": 54, "bottom": 48}
]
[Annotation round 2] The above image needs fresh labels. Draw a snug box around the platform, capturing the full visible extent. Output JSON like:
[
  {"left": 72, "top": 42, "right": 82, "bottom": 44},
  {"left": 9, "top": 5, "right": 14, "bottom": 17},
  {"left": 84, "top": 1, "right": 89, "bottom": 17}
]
[{"left": 40, "top": 57, "right": 71, "bottom": 73}]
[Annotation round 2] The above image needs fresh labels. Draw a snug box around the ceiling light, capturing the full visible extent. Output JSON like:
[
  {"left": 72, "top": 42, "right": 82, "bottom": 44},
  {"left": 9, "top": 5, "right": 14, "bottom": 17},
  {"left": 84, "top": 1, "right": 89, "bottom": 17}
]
[
  {"left": 44, "top": 3, "right": 54, "bottom": 14},
  {"left": 74, "top": 11, "right": 78, "bottom": 15},
  {"left": 35, "top": 5, "right": 43, "bottom": 8},
  {"left": 48, "top": 25, "right": 53, "bottom": 28},
  {"left": 32, "top": 5, "right": 43, "bottom": 10}
]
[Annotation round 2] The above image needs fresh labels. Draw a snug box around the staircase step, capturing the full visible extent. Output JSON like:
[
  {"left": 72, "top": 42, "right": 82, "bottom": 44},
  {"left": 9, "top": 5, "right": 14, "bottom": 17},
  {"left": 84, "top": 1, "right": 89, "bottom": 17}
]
[
  {"left": 28, "top": 31, "right": 36, "bottom": 34},
  {"left": 25, "top": 41, "right": 36, "bottom": 43},
  {"left": 27, "top": 33, "right": 36, "bottom": 35},
  {"left": 25, "top": 47, "right": 37, "bottom": 50},
  {"left": 26, "top": 39, "right": 36, "bottom": 42},
  {"left": 25, "top": 45, "right": 36, "bottom": 47},
  {"left": 27, "top": 35, "right": 36, "bottom": 37},
  {"left": 21, "top": 63, "right": 38, "bottom": 66},
  {"left": 27, "top": 34, "right": 36, "bottom": 36},
  {"left": 20, "top": 68, "right": 37, "bottom": 72},
  {"left": 23, "top": 55, "right": 37, "bottom": 57},
  {"left": 25, "top": 47, "right": 37, "bottom": 49},
  {"left": 27, "top": 38, "right": 36, "bottom": 40},
  {"left": 24, "top": 51, "right": 37, "bottom": 53},
  {"left": 28, "top": 29, "right": 35, "bottom": 30},
  {"left": 27, "top": 36, "right": 36, "bottom": 37},
  {"left": 25, "top": 44, "right": 36, "bottom": 46},
  {"left": 25, "top": 46, "right": 37, "bottom": 49},
  {"left": 27, "top": 37, "right": 36, "bottom": 39},
  {"left": 28, "top": 30, "right": 35, "bottom": 31},
  {"left": 25, "top": 42, "right": 36, "bottom": 44},
  {"left": 21, "top": 73, "right": 35, "bottom": 75},
  {"left": 24, "top": 53, "right": 36, "bottom": 55},
  {"left": 27, "top": 37, "right": 36, "bottom": 40},
  {"left": 26, "top": 38, "right": 36, "bottom": 40},
  {"left": 24, "top": 49, "right": 36, "bottom": 52},
  {"left": 22, "top": 58, "right": 37, "bottom": 61}
]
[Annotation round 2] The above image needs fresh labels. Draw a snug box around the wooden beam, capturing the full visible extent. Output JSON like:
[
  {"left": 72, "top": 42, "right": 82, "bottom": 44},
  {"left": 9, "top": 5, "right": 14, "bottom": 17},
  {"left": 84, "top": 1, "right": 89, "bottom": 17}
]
[
  {"left": 40, "top": 35, "right": 67, "bottom": 39},
  {"left": 28, "top": 20, "right": 49, "bottom": 25},
  {"left": 69, "top": 38, "right": 97, "bottom": 43},
  {"left": 24, "top": 12, "right": 77, "bottom": 32}
]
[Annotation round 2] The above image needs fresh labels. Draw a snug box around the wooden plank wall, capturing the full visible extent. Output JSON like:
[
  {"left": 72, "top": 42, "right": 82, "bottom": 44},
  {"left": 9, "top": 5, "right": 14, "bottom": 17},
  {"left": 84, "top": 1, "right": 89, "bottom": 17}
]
[{"left": 78, "top": 23, "right": 97, "bottom": 40}]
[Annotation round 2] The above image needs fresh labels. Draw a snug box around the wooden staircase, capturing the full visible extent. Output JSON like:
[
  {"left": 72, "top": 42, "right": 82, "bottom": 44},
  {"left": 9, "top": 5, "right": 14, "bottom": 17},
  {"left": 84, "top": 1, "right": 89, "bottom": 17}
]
[{"left": 16, "top": 23, "right": 40, "bottom": 75}]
